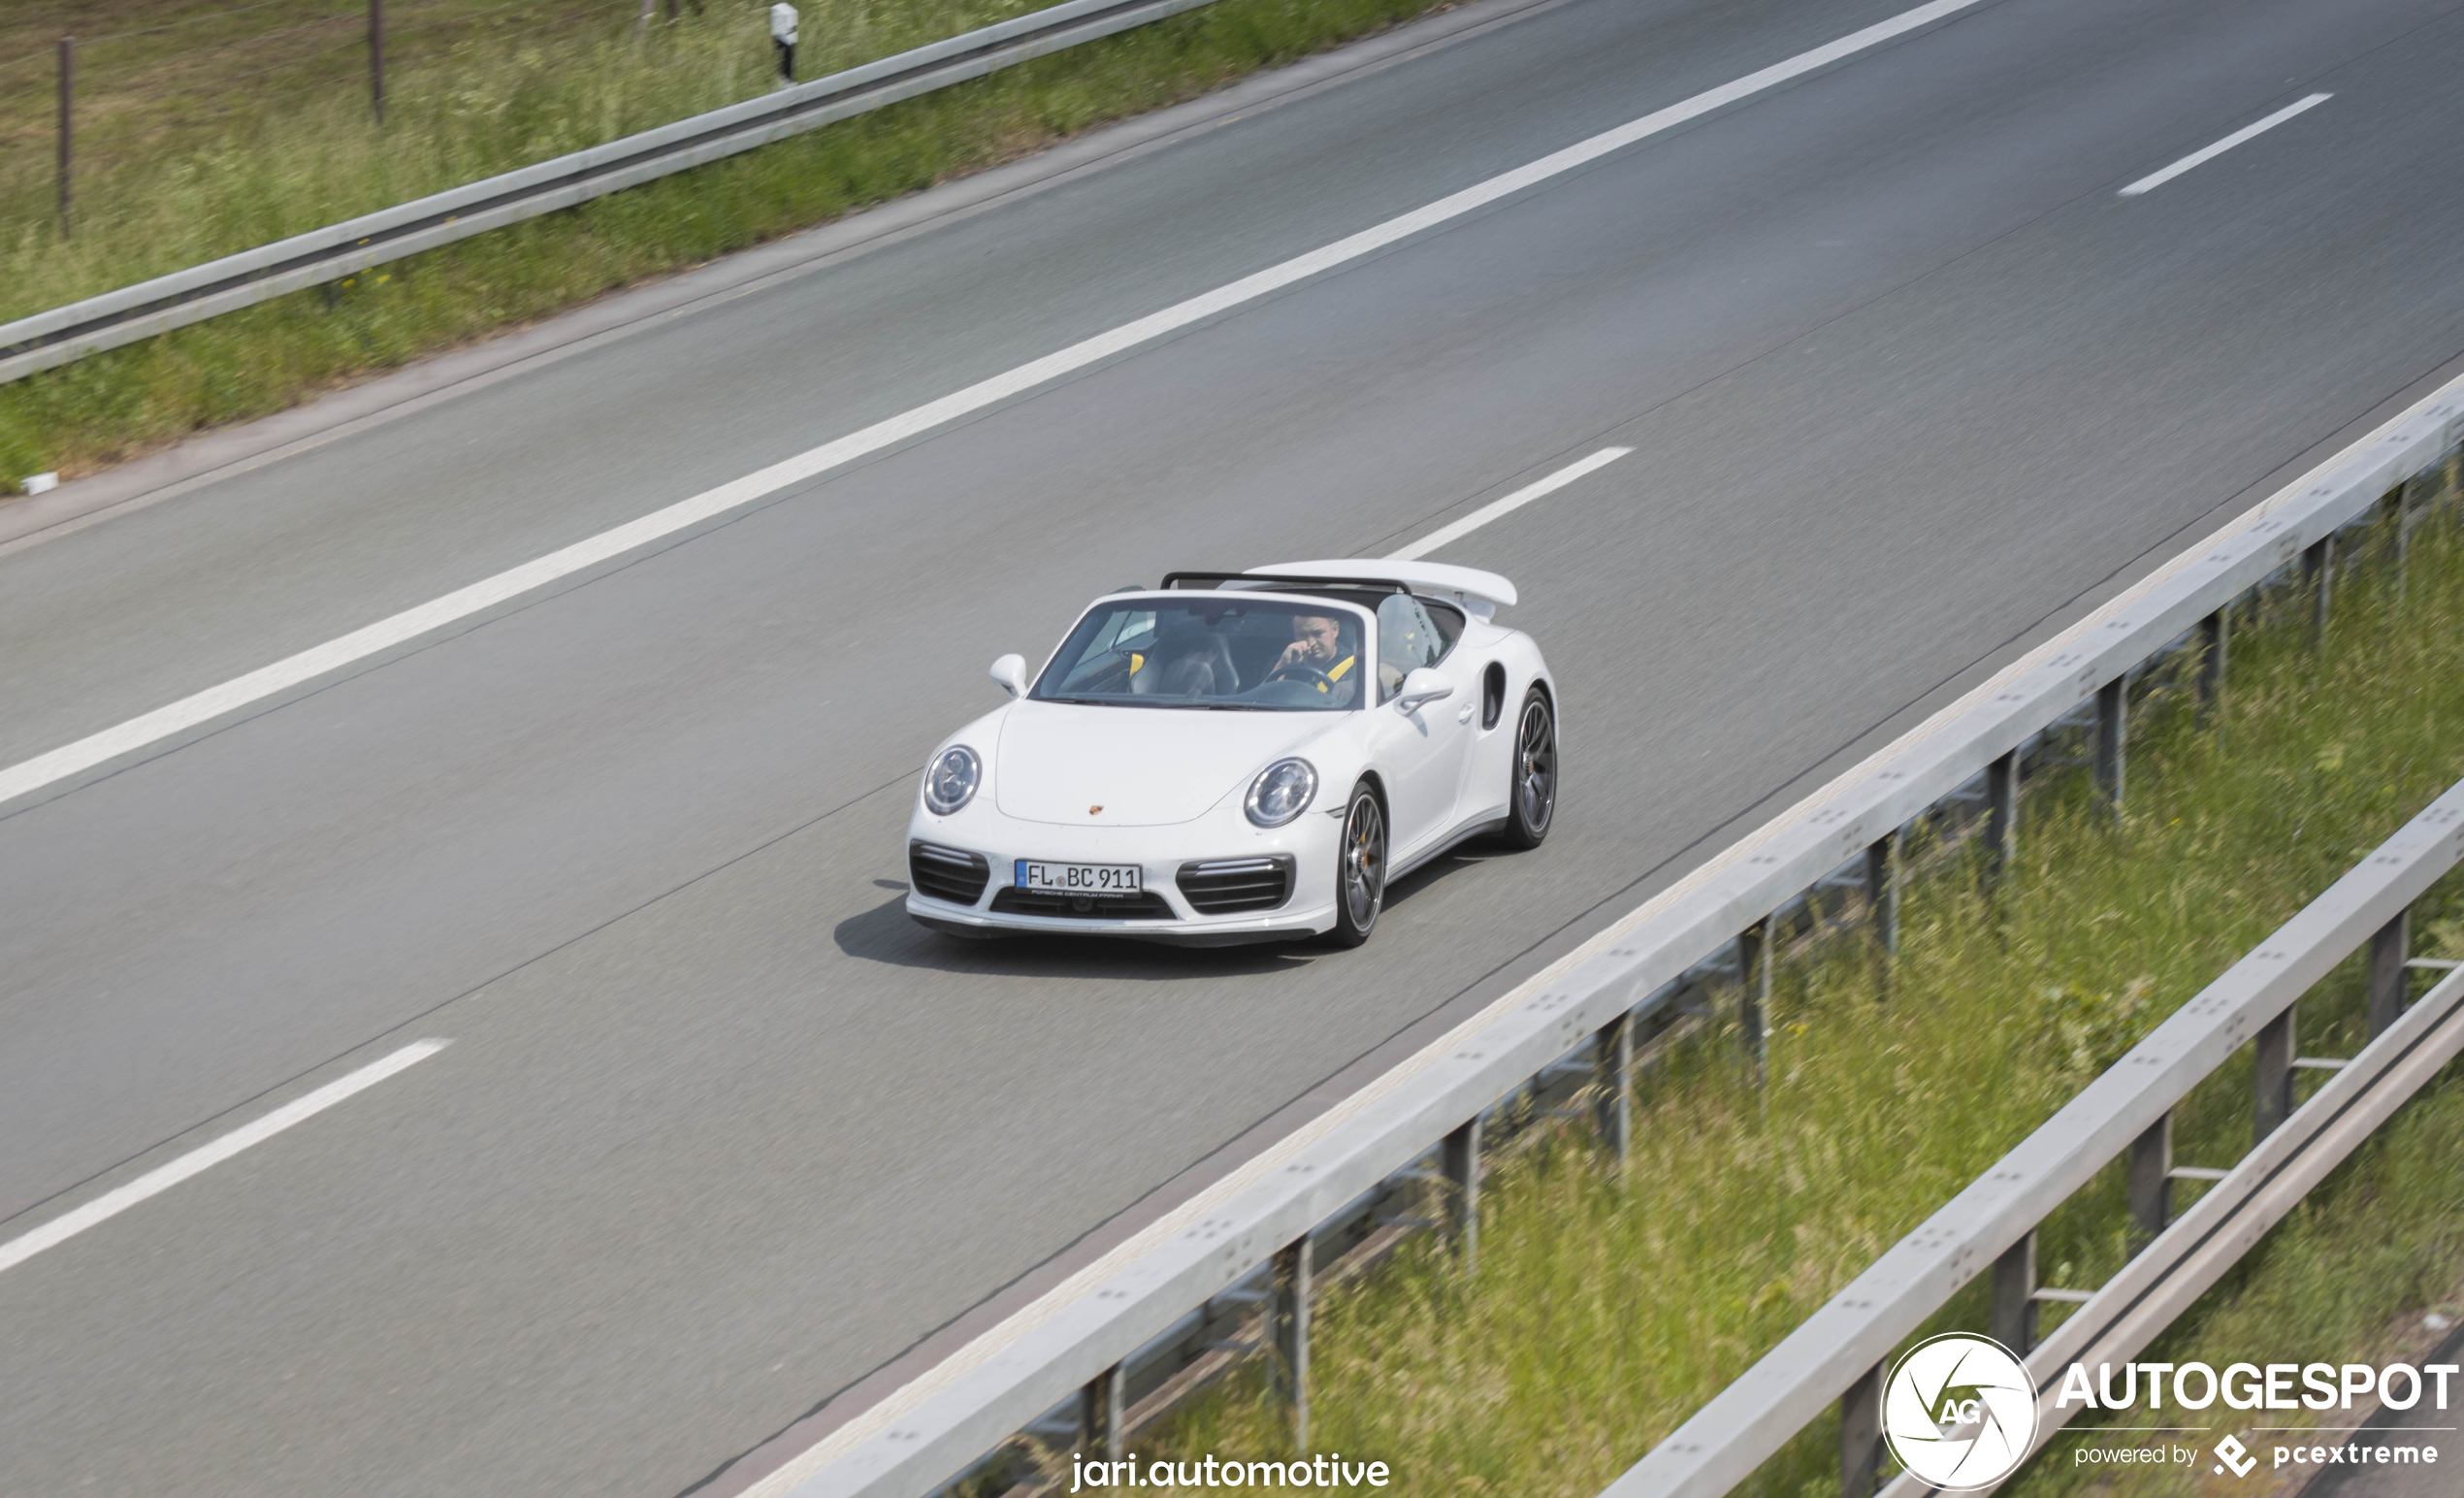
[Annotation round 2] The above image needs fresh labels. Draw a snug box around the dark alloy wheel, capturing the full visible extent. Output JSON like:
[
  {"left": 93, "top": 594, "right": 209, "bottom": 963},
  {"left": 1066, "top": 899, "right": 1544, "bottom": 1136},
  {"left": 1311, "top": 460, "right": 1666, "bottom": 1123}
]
[
  {"left": 1500, "top": 687, "right": 1556, "bottom": 850},
  {"left": 1327, "top": 783, "right": 1387, "bottom": 947}
]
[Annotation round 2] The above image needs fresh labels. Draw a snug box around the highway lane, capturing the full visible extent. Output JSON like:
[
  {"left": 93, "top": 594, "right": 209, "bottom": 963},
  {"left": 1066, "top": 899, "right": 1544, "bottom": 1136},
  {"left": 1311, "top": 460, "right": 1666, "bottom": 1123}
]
[{"left": 7, "top": 0, "right": 2464, "bottom": 1490}]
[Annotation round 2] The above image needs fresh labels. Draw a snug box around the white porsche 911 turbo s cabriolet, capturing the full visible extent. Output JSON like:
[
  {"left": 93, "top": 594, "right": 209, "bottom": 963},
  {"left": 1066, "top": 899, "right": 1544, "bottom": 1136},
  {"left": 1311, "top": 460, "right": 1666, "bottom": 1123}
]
[{"left": 903, "top": 560, "right": 1557, "bottom": 947}]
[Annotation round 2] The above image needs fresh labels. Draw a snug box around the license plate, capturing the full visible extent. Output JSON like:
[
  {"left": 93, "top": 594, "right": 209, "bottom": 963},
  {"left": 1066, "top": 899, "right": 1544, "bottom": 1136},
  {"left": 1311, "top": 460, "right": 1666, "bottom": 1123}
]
[{"left": 1016, "top": 860, "right": 1144, "bottom": 896}]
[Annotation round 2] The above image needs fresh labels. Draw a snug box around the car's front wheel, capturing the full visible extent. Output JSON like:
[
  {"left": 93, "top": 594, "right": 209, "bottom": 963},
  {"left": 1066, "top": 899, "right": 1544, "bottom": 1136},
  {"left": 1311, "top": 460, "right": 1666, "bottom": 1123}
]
[
  {"left": 1500, "top": 687, "right": 1556, "bottom": 850},
  {"left": 1327, "top": 782, "right": 1387, "bottom": 947}
]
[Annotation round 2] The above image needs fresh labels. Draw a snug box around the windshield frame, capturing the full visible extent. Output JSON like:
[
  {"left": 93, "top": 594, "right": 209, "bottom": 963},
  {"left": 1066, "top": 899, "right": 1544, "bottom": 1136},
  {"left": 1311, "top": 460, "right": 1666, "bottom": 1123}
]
[{"left": 1028, "top": 590, "right": 1379, "bottom": 712}]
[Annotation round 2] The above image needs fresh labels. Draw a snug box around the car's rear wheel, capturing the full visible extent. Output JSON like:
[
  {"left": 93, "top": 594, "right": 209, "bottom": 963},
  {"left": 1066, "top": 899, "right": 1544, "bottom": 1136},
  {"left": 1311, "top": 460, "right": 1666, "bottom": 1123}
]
[
  {"left": 1327, "top": 782, "right": 1386, "bottom": 947},
  {"left": 1500, "top": 687, "right": 1556, "bottom": 850}
]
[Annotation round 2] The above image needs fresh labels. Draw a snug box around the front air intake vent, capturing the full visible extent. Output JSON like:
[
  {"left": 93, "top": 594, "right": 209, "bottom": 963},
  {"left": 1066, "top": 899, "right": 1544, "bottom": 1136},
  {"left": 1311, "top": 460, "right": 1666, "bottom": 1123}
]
[
  {"left": 990, "top": 888, "right": 1177, "bottom": 919},
  {"left": 909, "top": 841, "right": 990, "bottom": 905},
  {"left": 1176, "top": 856, "right": 1295, "bottom": 915}
]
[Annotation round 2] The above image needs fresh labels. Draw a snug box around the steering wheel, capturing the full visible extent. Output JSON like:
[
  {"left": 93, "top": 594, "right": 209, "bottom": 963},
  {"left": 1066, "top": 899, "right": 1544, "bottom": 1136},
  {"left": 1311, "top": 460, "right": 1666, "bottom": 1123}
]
[{"left": 1265, "top": 662, "right": 1334, "bottom": 690}]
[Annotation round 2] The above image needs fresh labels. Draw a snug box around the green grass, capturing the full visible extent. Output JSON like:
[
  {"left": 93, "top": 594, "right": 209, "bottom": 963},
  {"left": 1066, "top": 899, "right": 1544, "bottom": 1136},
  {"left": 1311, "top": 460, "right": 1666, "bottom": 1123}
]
[
  {"left": 1099, "top": 498, "right": 2464, "bottom": 1496},
  {"left": 0, "top": 0, "right": 1463, "bottom": 485}
]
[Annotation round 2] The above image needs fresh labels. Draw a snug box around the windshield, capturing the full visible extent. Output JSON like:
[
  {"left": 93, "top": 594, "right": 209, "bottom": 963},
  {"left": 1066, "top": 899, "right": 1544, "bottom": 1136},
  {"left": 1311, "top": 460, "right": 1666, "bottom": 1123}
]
[{"left": 1032, "top": 599, "right": 1367, "bottom": 710}]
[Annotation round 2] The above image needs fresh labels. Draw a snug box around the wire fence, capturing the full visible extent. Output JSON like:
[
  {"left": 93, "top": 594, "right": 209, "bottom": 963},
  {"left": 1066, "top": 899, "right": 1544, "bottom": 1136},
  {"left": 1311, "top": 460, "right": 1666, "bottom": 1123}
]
[{"left": 0, "top": 0, "right": 743, "bottom": 238}]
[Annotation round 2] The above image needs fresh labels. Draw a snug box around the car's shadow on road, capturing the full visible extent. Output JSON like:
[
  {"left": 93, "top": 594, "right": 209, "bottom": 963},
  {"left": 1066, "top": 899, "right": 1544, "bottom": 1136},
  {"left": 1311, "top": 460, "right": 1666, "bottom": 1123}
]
[{"left": 833, "top": 845, "right": 1499, "bottom": 978}]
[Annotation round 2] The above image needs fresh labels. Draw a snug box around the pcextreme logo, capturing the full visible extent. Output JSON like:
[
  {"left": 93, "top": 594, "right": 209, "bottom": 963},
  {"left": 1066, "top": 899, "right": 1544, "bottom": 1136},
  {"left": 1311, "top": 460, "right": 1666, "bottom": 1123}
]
[
  {"left": 1883, "top": 1334, "right": 2039, "bottom": 1490},
  {"left": 2213, "top": 1435, "right": 2257, "bottom": 1478}
]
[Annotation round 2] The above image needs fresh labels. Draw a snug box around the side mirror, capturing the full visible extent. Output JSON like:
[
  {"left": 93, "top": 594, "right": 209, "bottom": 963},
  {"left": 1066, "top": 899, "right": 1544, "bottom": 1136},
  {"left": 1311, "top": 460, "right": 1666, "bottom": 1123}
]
[
  {"left": 1394, "top": 667, "right": 1454, "bottom": 714},
  {"left": 990, "top": 653, "right": 1029, "bottom": 699}
]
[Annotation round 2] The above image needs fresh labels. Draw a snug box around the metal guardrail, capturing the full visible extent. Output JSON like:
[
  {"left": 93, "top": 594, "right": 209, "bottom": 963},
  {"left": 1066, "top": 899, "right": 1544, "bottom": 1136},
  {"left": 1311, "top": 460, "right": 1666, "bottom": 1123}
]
[
  {"left": 749, "top": 373, "right": 2464, "bottom": 1494},
  {"left": 0, "top": 0, "right": 1235, "bottom": 388},
  {"left": 1610, "top": 778, "right": 2464, "bottom": 1498},
  {"left": 1906, "top": 961, "right": 2464, "bottom": 1497}
]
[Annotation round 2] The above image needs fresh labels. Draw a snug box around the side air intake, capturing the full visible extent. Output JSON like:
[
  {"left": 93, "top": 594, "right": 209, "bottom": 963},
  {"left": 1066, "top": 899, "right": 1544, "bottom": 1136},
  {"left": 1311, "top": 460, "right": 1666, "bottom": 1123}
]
[
  {"left": 908, "top": 842, "right": 990, "bottom": 905},
  {"left": 1176, "top": 856, "right": 1295, "bottom": 915}
]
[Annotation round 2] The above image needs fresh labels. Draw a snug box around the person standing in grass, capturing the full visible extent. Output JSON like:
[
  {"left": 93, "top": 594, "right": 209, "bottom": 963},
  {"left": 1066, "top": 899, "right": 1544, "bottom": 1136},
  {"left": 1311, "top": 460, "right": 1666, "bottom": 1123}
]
[{"left": 770, "top": 0, "right": 799, "bottom": 82}]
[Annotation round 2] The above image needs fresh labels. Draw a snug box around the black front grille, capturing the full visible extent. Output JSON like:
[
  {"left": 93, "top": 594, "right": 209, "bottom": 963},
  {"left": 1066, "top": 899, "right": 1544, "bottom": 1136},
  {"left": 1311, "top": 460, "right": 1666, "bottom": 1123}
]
[
  {"left": 909, "top": 841, "right": 990, "bottom": 905},
  {"left": 1176, "top": 856, "right": 1295, "bottom": 915},
  {"left": 989, "top": 887, "right": 1177, "bottom": 919}
]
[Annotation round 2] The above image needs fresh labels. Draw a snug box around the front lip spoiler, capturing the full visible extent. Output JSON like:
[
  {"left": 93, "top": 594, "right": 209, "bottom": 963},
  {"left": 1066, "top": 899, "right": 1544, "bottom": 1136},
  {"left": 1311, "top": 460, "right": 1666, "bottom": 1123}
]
[{"left": 907, "top": 897, "right": 1333, "bottom": 947}]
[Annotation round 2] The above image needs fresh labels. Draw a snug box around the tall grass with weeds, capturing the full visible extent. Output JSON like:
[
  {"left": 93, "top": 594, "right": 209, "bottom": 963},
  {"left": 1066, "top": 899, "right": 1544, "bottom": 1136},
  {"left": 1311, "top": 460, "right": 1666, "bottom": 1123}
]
[
  {"left": 1117, "top": 506, "right": 2464, "bottom": 1496},
  {"left": 0, "top": 0, "right": 1463, "bottom": 483}
]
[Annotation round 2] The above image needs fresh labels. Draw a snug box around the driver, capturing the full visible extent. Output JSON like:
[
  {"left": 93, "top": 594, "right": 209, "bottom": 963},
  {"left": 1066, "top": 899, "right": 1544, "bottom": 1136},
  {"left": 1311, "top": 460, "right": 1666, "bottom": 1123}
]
[{"left": 1273, "top": 613, "right": 1360, "bottom": 701}]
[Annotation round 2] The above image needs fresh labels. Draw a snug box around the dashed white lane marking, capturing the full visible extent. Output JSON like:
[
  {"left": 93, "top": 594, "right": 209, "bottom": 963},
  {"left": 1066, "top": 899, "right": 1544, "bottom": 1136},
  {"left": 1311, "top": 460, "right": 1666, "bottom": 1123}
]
[
  {"left": 2120, "top": 93, "right": 2331, "bottom": 196},
  {"left": 0, "top": 1040, "right": 449, "bottom": 1278},
  {"left": 1387, "top": 446, "right": 1631, "bottom": 560},
  {"left": 0, "top": 0, "right": 2000, "bottom": 819}
]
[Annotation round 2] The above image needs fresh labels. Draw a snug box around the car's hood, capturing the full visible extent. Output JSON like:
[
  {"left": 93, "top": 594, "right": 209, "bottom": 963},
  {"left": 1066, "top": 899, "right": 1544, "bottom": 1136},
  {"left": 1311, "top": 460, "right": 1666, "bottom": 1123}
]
[{"left": 993, "top": 701, "right": 1342, "bottom": 827}]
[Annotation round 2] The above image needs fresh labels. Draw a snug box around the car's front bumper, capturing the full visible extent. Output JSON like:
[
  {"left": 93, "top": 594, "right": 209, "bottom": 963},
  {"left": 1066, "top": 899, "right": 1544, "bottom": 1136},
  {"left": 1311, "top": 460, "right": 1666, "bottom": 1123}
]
[{"left": 902, "top": 800, "right": 1341, "bottom": 944}]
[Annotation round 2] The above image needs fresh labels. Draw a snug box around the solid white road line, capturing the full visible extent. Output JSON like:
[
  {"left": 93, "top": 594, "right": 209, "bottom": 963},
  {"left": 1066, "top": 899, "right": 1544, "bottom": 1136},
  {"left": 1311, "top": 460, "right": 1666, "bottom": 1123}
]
[
  {"left": 0, "top": 1039, "right": 448, "bottom": 1277},
  {"left": 1387, "top": 446, "right": 1631, "bottom": 560},
  {"left": 0, "top": 0, "right": 2000, "bottom": 819},
  {"left": 2119, "top": 93, "right": 2331, "bottom": 196}
]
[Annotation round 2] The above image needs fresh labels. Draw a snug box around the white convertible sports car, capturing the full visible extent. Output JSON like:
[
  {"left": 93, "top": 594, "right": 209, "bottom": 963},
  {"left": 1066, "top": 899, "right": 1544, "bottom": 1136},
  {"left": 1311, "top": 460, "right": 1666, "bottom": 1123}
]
[{"left": 904, "top": 560, "right": 1557, "bottom": 946}]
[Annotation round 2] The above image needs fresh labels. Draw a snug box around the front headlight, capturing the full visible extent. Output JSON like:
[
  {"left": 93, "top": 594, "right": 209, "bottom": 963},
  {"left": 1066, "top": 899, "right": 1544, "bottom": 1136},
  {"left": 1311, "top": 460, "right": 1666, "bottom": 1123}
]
[
  {"left": 923, "top": 745, "right": 981, "bottom": 815},
  {"left": 1245, "top": 758, "right": 1318, "bottom": 828}
]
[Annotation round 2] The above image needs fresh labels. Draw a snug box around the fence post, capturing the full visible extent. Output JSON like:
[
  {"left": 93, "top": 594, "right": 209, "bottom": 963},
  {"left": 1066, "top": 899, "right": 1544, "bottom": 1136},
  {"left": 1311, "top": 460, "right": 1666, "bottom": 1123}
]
[
  {"left": 2127, "top": 1111, "right": 2171, "bottom": 1249},
  {"left": 2367, "top": 910, "right": 2410, "bottom": 1039},
  {"left": 1594, "top": 1012, "right": 1632, "bottom": 1161},
  {"left": 57, "top": 37, "right": 74, "bottom": 238},
  {"left": 1738, "top": 919, "right": 1772, "bottom": 1084},
  {"left": 2093, "top": 676, "right": 2126, "bottom": 812},
  {"left": 1269, "top": 1238, "right": 1311, "bottom": 1451},
  {"left": 1443, "top": 1119, "right": 1480, "bottom": 1272},
  {"left": 1081, "top": 1362, "right": 1123, "bottom": 1464},
  {"left": 1985, "top": 750, "right": 2018, "bottom": 880},
  {"left": 1840, "top": 1361, "right": 1884, "bottom": 1498},
  {"left": 369, "top": 0, "right": 385, "bottom": 123},
  {"left": 1865, "top": 830, "right": 1900, "bottom": 999},
  {"left": 2303, "top": 535, "right": 2334, "bottom": 642},
  {"left": 1991, "top": 1230, "right": 2038, "bottom": 1354},
  {"left": 2195, "top": 608, "right": 2228, "bottom": 728},
  {"left": 2253, "top": 1005, "right": 2295, "bottom": 1144}
]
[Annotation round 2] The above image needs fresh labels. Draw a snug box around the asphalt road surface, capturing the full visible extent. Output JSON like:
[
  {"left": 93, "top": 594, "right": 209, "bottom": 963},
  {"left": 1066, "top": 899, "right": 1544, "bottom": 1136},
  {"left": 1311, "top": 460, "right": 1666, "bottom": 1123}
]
[{"left": 7, "top": 0, "right": 2464, "bottom": 1490}]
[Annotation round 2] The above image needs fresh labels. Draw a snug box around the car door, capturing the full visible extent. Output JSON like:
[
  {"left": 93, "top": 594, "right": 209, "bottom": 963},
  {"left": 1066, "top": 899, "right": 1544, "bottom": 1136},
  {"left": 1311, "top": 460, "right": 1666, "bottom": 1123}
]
[{"left": 1368, "top": 594, "right": 1476, "bottom": 855}]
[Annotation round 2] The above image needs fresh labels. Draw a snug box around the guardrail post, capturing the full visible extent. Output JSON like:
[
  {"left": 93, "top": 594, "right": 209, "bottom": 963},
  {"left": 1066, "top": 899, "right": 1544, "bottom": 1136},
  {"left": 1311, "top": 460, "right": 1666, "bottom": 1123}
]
[
  {"left": 2093, "top": 677, "right": 2126, "bottom": 812},
  {"left": 1840, "top": 1361, "right": 1884, "bottom": 1498},
  {"left": 2128, "top": 1111, "right": 2171, "bottom": 1248},
  {"left": 1738, "top": 919, "right": 1772, "bottom": 1084},
  {"left": 2254, "top": 1005, "right": 2295, "bottom": 1143},
  {"left": 2395, "top": 480, "right": 2416, "bottom": 602},
  {"left": 1865, "top": 830, "right": 1901, "bottom": 998},
  {"left": 1269, "top": 1238, "right": 1311, "bottom": 1451},
  {"left": 2368, "top": 909, "right": 2410, "bottom": 1038},
  {"left": 1594, "top": 1012, "right": 1632, "bottom": 1161},
  {"left": 1991, "top": 1229, "right": 2038, "bottom": 1354},
  {"left": 2195, "top": 608, "right": 2228, "bottom": 727},
  {"left": 1081, "top": 1361, "right": 1123, "bottom": 1464},
  {"left": 1985, "top": 750, "right": 2018, "bottom": 880},
  {"left": 1443, "top": 1119, "right": 1480, "bottom": 1272},
  {"left": 2303, "top": 535, "right": 2334, "bottom": 642}
]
